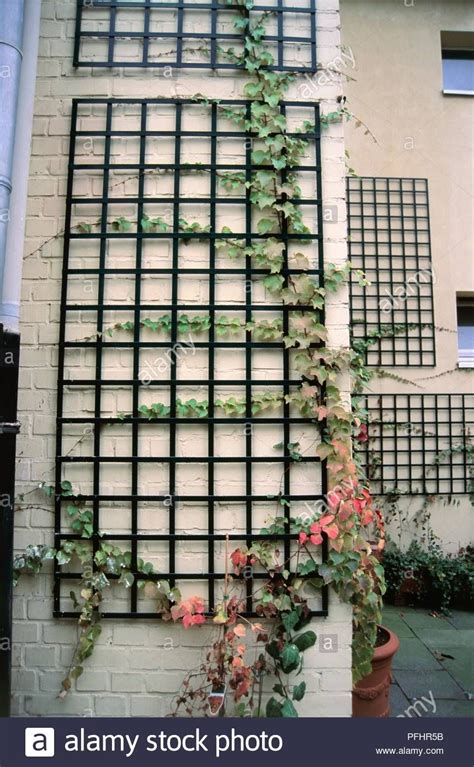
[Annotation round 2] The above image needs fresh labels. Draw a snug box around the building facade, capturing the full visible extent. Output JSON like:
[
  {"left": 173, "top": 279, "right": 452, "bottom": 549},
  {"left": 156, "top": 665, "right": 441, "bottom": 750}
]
[
  {"left": 9, "top": 0, "right": 353, "bottom": 717},
  {"left": 6, "top": 0, "right": 472, "bottom": 718},
  {"left": 341, "top": 0, "right": 473, "bottom": 553}
]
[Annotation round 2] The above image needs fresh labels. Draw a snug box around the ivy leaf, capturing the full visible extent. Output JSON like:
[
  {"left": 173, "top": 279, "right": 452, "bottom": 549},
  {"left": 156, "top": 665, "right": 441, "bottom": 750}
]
[
  {"left": 112, "top": 217, "right": 132, "bottom": 232},
  {"left": 254, "top": 170, "right": 276, "bottom": 187},
  {"left": 292, "top": 681, "right": 306, "bottom": 701},
  {"left": 251, "top": 191, "right": 277, "bottom": 210},
  {"left": 82, "top": 522, "right": 93, "bottom": 539},
  {"left": 282, "top": 610, "right": 300, "bottom": 633},
  {"left": 41, "top": 483, "right": 54, "bottom": 497},
  {"left": 119, "top": 571, "right": 135, "bottom": 589},
  {"left": 321, "top": 110, "right": 343, "bottom": 125},
  {"left": 266, "top": 640, "right": 281, "bottom": 660},
  {"left": 251, "top": 149, "right": 269, "bottom": 165},
  {"left": 87, "top": 625, "right": 102, "bottom": 643},
  {"left": 281, "top": 698, "right": 298, "bottom": 717},
  {"left": 272, "top": 156, "right": 288, "bottom": 171},
  {"left": 293, "top": 631, "right": 316, "bottom": 652},
  {"left": 297, "top": 560, "right": 317, "bottom": 576},
  {"left": 170, "top": 587, "right": 182, "bottom": 604},
  {"left": 266, "top": 697, "right": 283, "bottom": 717},
  {"left": 141, "top": 215, "right": 169, "bottom": 232},
  {"left": 219, "top": 171, "right": 246, "bottom": 191},
  {"left": 262, "top": 274, "right": 284, "bottom": 293},
  {"left": 257, "top": 218, "right": 276, "bottom": 235},
  {"left": 56, "top": 550, "right": 71, "bottom": 566},
  {"left": 291, "top": 252, "right": 310, "bottom": 270},
  {"left": 280, "top": 643, "right": 300, "bottom": 673},
  {"left": 288, "top": 442, "right": 302, "bottom": 461},
  {"left": 61, "top": 480, "right": 73, "bottom": 495},
  {"left": 316, "top": 442, "right": 333, "bottom": 459}
]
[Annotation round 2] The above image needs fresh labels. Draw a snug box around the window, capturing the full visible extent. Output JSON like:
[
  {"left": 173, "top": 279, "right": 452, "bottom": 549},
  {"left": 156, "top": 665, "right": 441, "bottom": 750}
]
[
  {"left": 441, "top": 31, "right": 474, "bottom": 95},
  {"left": 457, "top": 296, "right": 474, "bottom": 368}
]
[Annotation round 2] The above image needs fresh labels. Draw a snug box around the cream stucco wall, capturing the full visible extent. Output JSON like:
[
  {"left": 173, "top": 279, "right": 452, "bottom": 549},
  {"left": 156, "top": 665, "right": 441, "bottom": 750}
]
[
  {"left": 12, "top": 0, "right": 353, "bottom": 717},
  {"left": 341, "top": 0, "right": 473, "bottom": 552}
]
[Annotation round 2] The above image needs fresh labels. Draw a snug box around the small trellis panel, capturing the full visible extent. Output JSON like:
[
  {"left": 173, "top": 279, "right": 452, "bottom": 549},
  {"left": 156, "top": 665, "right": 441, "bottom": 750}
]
[
  {"left": 357, "top": 393, "right": 474, "bottom": 496},
  {"left": 74, "top": 0, "right": 317, "bottom": 72},
  {"left": 347, "top": 176, "right": 436, "bottom": 367},
  {"left": 55, "top": 97, "right": 328, "bottom": 618}
]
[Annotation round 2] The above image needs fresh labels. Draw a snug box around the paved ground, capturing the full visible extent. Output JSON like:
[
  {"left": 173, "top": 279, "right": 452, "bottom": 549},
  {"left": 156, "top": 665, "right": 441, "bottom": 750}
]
[{"left": 382, "top": 605, "right": 473, "bottom": 717}]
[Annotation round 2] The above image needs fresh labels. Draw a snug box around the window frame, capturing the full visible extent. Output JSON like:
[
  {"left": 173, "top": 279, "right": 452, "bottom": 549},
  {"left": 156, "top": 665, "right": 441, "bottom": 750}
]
[
  {"left": 457, "top": 296, "right": 474, "bottom": 369},
  {"left": 441, "top": 33, "right": 474, "bottom": 96}
]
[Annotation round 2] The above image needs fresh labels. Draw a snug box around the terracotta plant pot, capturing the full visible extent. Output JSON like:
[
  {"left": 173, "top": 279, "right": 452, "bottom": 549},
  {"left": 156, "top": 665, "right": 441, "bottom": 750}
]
[{"left": 352, "top": 626, "right": 400, "bottom": 718}]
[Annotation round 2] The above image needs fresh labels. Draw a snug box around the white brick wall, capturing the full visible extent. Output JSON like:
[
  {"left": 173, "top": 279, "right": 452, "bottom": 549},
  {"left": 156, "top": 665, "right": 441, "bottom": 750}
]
[{"left": 12, "top": 0, "right": 352, "bottom": 717}]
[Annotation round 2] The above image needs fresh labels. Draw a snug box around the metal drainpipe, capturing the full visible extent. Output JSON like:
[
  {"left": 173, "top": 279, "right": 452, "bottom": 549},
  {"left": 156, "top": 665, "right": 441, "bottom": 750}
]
[
  {"left": 0, "top": 1, "right": 25, "bottom": 320},
  {"left": 4, "top": 0, "right": 41, "bottom": 332},
  {"left": 0, "top": 0, "right": 25, "bottom": 718}
]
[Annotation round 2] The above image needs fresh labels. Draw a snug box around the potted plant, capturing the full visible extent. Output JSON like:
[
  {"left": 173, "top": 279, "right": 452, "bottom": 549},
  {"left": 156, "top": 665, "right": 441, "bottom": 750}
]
[
  {"left": 351, "top": 510, "right": 400, "bottom": 717},
  {"left": 352, "top": 625, "right": 400, "bottom": 717}
]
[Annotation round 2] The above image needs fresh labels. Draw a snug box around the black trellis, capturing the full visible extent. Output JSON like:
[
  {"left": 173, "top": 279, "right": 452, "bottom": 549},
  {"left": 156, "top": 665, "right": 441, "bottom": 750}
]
[
  {"left": 347, "top": 176, "right": 436, "bottom": 367},
  {"left": 54, "top": 97, "right": 328, "bottom": 619},
  {"left": 356, "top": 393, "right": 474, "bottom": 496},
  {"left": 73, "top": 0, "right": 317, "bottom": 72}
]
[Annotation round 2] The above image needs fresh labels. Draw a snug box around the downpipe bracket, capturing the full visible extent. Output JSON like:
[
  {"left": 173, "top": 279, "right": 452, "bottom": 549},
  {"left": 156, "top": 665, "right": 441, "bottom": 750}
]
[{"left": 0, "top": 420, "right": 20, "bottom": 434}]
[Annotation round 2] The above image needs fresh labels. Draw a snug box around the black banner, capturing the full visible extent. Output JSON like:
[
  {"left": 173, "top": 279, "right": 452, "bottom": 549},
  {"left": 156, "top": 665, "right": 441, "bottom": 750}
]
[{"left": 0, "top": 717, "right": 471, "bottom": 766}]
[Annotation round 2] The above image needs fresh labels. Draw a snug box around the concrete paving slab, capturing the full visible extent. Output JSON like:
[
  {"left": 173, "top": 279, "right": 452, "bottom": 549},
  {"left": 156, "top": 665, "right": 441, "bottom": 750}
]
[
  {"left": 388, "top": 682, "right": 410, "bottom": 717},
  {"left": 394, "top": 668, "right": 466, "bottom": 701},
  {"left": 392, "top": 637, "right": 442, "bottom": 672}
]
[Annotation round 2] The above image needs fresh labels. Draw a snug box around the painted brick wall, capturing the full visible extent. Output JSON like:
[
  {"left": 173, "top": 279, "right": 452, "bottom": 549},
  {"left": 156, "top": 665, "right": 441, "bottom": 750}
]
[{"left": 12, "top": 0, "right": 353, "bottom": 717}]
